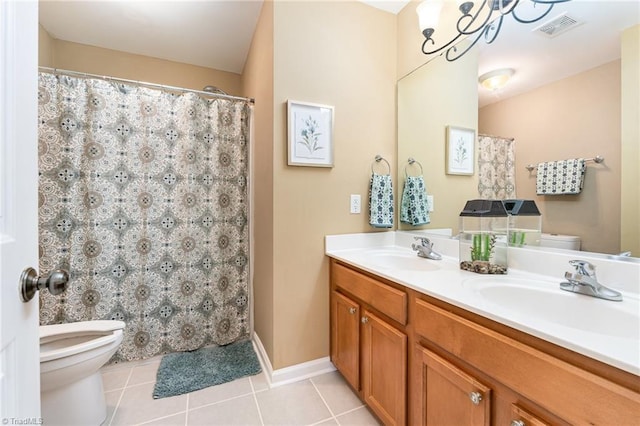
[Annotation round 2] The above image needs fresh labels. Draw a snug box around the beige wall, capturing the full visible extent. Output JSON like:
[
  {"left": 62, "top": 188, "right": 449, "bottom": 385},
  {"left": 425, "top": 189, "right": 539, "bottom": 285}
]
[
  {"left": 397, "top": 49, "right": 479, "bottom": 233},
  {"left": 241, "top": 1, "right": 275, "bottom": 365},
  {"left": 38, "top": 29, "right": 242, "bottom": 96},
  {"left": 479, "top": 61, "right": 621, "bottom": 254},
  {"left": 621, "top": 25, "right": 640, "bottom": 257},
  {"left": 271, "top": 1, "right": 396, "bottom": 369}
]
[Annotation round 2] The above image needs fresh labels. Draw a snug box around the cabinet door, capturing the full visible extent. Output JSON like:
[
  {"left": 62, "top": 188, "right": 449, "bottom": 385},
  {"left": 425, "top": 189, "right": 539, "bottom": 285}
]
[
  {"left": 361, "top": 309, "right": 407, "bottom": 426},
  {"left": 417, "top": 345, "right": 491, "bottom": 426},
  {"left": 331, "top": 291, "right": 360, "bottom": 390}
]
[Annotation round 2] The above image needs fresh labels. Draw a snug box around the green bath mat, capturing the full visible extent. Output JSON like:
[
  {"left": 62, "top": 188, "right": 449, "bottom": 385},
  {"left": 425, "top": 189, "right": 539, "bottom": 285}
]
[{"left": 153, "top": 339, "right": 262, "bottom": 399}]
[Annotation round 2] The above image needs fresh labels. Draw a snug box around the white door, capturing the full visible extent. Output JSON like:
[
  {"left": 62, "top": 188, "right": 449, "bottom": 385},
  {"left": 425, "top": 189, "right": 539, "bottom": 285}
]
[{"left": 0, "top": 0, "right": 41, "bottom": 419}]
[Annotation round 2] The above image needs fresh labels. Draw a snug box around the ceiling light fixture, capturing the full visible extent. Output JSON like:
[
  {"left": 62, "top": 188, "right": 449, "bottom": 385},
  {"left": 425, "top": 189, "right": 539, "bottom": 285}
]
[
  {"left": 479, "top": 68, "right": 515, "bottom": 90},
  {"left": 417, "top": 0, "right": 571, "bottom": 62}
]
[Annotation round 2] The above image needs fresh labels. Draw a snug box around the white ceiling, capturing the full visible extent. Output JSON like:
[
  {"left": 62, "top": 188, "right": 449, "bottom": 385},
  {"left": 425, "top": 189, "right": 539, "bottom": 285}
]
[
  {"left": 39, "top": 0, "right": 265, "bottom": 74},
  {"left": 39, "top": 1, "right": 639, "bottom": 104},
  {"left": 360, "top": 0, "right": 411, "bottom": 13}
]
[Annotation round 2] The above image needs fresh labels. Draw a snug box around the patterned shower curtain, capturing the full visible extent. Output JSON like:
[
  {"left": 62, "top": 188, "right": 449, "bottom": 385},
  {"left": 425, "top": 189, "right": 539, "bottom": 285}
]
[
  {"left": 37, "top": 72, "right": 251, "bottom": 362},
  {"left": 477, "top": 134, "right": 517, "bottom": 199}
]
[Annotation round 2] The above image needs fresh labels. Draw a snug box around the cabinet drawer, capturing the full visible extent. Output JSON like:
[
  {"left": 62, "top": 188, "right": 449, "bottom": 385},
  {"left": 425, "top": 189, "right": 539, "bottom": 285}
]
[
  {"left": 332, "top": 262, "right": 407, "bottom": 325},
  {"left": 414, "top": 298, "right": 640, "bottom": 425},
  {"left": 510, "top": 404, "right": 550, "bottom": 426}
]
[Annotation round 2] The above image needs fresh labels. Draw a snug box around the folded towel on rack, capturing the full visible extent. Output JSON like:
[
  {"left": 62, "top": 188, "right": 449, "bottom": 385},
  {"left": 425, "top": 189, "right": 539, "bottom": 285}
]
[
  {"left": 369, "top": 173, "right": 394, "bottom": 228},
  {"left": 400, "top": 175, "right": 430, "bottom": 226},
  {"left": 536, "top": 158, "right": 586, "bottom": 195}
]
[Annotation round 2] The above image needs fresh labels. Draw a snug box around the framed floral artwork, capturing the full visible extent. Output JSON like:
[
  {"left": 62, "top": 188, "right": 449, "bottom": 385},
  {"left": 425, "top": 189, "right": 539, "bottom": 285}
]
[
  {"left": 287, "top": 100, "right": 334, "bottom": 167},
  {"left": 446, "top": 125, "right": 475, "bottom": 175}
]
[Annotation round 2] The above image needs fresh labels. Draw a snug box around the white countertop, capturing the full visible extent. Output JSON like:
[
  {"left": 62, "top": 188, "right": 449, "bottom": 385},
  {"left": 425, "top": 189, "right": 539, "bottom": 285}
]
[{"left": 325, "top": 232, "right": 640, "bottom": 376}]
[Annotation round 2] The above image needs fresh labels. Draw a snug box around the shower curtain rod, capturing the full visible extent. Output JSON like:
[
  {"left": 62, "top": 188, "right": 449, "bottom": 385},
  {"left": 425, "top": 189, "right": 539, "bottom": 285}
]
[
  {"left": 39, "top": 66, "right": 255, "bottom": 104},
  {"left": 478, "top": 133, "right": 515, "bottom": 142}
]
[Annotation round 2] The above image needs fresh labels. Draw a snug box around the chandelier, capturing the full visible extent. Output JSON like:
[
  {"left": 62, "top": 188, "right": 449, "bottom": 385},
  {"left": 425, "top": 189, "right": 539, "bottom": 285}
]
[{"left": 417, "top": 0, "right": 571, "bottom": 61}]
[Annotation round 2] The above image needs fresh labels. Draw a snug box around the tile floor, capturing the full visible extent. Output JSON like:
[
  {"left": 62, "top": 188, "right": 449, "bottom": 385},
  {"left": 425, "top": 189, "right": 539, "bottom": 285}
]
[{"left": 100, "top": 357, "right": 382, "bottom": 426}]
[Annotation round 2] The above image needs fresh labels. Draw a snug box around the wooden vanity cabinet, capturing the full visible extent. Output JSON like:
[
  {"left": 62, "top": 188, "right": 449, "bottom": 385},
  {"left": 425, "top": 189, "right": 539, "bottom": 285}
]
[
  {"left": 330, "top": 260, "right": 407, "bottom": 425},
  {"left": 329, "top": 259, "right": 640, "bottom": 426},
  {"left": 413, "top": 296, "right": 640, "bottom": 426}
]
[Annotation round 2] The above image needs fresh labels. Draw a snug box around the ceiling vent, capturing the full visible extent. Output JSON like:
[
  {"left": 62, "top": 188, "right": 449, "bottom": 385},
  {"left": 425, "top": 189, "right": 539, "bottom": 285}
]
[{"left": 532, "top": 12, "right": 583, "bottom": 38}]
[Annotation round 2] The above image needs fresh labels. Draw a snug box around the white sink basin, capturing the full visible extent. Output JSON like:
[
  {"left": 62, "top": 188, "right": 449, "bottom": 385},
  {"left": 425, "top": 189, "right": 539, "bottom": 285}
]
[
  {"left": 364, "top": 249, "right": 440, "bottom": 271},
  {"left": 462, "top": 277, "right": 639, "bottom": 339}
]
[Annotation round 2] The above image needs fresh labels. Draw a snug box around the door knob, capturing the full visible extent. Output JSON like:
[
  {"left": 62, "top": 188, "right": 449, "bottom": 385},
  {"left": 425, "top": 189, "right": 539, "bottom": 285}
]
[{"left": 19, "top": 267, "right": 69, "bottom": 303}]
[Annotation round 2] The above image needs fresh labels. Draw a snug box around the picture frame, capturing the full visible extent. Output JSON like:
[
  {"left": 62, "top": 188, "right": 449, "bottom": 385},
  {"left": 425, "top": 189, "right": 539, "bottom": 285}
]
[
  {"left": 445, "top": 125, "right": 475, "bottom": 175},
  {"left": 287, "top": 100, "right": 334, "bottom": 167}
]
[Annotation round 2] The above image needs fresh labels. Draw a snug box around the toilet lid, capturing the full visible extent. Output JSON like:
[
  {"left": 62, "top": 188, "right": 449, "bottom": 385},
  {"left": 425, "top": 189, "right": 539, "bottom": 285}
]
[{"left": 540, "top": 233, "right": 580, "bottom": 242}]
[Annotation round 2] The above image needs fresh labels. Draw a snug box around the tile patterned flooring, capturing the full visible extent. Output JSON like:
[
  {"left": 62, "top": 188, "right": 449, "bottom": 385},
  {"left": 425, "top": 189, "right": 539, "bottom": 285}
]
[{"left": 100, "top": 357, "right": 381, "bottom": 426}]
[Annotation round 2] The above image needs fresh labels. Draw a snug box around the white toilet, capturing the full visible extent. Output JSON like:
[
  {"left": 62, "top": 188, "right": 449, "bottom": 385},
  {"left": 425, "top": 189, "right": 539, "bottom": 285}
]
[
  {"left": 40, "top": 320, "right": 125, "bottom": 426},
  {"left": 539, "top": 233, "right": 581, "bottom": 251}
]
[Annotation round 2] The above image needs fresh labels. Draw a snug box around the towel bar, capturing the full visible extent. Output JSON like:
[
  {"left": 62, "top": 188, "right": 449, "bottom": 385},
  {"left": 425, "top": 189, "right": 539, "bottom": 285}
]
[{"left": 526, "top": 155, "right": 604, "bottom": 172}]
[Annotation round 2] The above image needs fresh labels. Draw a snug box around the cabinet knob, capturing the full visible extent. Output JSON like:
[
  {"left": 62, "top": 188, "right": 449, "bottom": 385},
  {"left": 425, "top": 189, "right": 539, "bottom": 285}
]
[
  {"left": 361, "top": 316, "right": 369, "bottom": 324},
  {"left": 349, "top": 307, "right": 356, "bottom": 314},
  {"left": 469, "top": 391, "right": 483, "bottom": 405},
  {"left": 511, "top": 421, "right": 525, "bottom": 426}
]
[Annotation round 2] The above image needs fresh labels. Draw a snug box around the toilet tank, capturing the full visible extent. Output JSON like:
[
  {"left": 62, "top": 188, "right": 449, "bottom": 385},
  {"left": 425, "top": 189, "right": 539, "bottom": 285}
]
[{"left": 539, "top": 233, "right": 581, "bottom": 251}]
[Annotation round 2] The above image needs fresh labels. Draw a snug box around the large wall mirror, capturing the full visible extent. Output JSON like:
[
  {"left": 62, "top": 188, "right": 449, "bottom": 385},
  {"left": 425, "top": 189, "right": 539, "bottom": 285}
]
[{"left": 397, "top": 0, "right": 639, "bottom": 259}]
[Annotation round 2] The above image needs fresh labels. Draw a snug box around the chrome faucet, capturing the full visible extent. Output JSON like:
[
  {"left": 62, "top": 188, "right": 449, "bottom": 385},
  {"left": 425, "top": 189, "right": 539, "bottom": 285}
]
[
  {"left": 559, "top": 260, "right": 623, "bottom": 301},
  {"left": 411, "top": 237, "right": 442, "bottom": 260}
]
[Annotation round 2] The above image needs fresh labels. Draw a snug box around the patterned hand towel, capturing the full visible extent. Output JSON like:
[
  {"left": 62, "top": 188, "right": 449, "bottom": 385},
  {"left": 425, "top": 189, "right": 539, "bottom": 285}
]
[
  {"left": 400, "top": 175, "right": 430, "bottom": 226},
  {"left": 536, "top": 158, "right": 586, "bottom": 195},
  {"left": 369, "top": 173, "right": 394, "bottom": 228}
]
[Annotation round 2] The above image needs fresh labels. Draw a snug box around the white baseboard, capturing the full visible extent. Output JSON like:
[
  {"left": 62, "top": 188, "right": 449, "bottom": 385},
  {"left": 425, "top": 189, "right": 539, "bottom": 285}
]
[{"left": 252, "top": 333, "right": 336, "bottom": 388}]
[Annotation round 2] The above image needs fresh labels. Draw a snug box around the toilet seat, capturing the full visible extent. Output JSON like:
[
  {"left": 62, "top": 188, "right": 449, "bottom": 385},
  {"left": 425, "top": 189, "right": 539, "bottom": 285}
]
[
  {"left": 40, "top": 320, "right": 126, "bottom": 425},
  {"left": 40, "top": 320, "right": 125, "bottom": 363}
]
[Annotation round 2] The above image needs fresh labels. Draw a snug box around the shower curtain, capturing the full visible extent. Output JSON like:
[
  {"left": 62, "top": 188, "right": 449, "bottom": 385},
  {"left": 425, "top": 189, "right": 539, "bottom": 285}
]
[
  {"left": 477, "top": 134, "right": 517, "bottom": 199},
  {"left": 37, "top": 72, "right": 251, "bottom": 362}
]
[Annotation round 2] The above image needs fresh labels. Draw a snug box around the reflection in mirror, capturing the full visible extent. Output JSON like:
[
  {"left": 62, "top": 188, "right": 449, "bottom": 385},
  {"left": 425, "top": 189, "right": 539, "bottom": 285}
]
[{"left": 398, "top": 1, "right": 639, "bottom": 258}]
